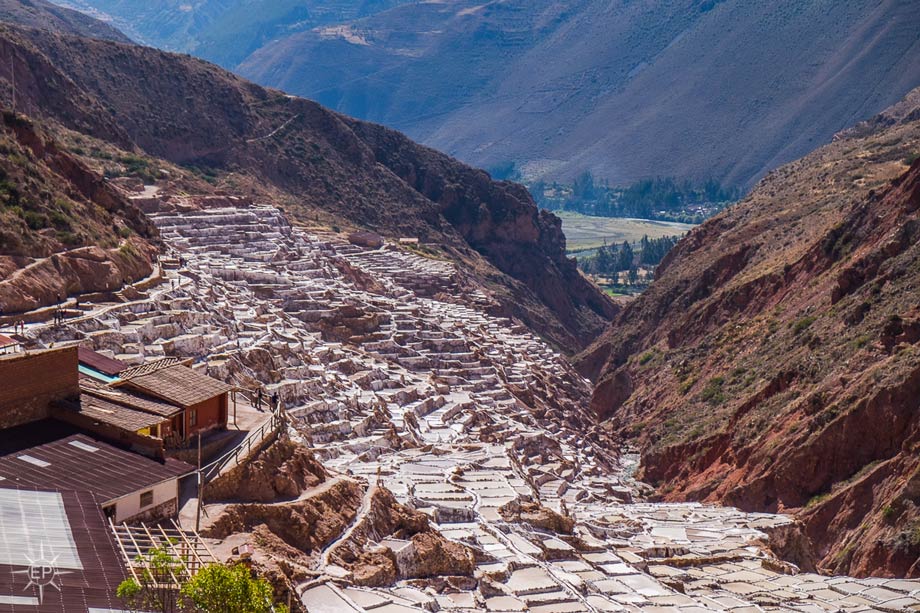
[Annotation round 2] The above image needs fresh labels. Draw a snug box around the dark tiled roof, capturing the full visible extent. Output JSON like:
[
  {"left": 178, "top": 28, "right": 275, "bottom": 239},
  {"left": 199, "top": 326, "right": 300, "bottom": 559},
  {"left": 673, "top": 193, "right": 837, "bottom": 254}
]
[
  {"left": 0, "top": 487, "right": 128, "bottom": 613},
  {"left": 70, "top": 394, "right": 168, "bottom": 432},
  {"left": 80, "top": 379, "right": 182, "bottom": 418},
  {"left": 0, "top": 430, "right": 194, "bottom": 502},
  {"left": 118, "top": 364, "right": 232, "bottom": 408},
  {"left": 77, "top": 347, "right": 127, "bottom": 376}
]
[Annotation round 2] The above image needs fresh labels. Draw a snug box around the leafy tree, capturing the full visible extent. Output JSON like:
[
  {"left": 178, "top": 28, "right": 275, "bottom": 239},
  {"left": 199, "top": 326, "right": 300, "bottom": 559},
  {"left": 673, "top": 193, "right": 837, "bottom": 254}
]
[
  {"left": 117, "top": 548, "right": 287, "bottom": 613},
  {"left": 627, "top": 267, "right": 639, "bottom": 285},
  {"left": 616, "top": 241, "right": 634, "bottom": 271},
  {"left": 181, "top": 563, "right": 285, "bottom": 613},
  {"left": 572, "top": 171, "right": 597, "bottom": 201}
]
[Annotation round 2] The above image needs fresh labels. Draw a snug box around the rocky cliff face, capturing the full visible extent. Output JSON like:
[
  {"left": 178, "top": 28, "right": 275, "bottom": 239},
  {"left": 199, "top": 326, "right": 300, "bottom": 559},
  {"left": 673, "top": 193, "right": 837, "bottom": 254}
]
[
  {"left": 577, "top": 90, "right": 920, "bottom": 577},
  {"left": 0, "top": 21, "right": 613, "bottom": 348}
]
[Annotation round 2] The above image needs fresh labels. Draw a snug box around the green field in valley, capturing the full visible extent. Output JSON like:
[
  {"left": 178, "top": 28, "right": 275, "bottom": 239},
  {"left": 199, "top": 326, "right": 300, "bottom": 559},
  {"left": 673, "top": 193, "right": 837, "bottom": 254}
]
[{"left": 557, "top": 211, "right": 696, "bottom": 255}]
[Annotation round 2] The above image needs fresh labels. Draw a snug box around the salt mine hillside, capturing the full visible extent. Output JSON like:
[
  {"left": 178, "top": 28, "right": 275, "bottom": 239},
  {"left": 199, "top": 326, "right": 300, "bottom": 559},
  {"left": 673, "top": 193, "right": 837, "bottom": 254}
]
[{"left": 0, "top": 1, "right": 918, "bottom": 613}]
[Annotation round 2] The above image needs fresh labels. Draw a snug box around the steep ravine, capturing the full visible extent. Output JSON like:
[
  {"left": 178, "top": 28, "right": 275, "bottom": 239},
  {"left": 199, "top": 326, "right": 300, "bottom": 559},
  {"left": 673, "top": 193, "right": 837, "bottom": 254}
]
[{"left": 578, "top": 90, "right": 920, "bottom": 577}]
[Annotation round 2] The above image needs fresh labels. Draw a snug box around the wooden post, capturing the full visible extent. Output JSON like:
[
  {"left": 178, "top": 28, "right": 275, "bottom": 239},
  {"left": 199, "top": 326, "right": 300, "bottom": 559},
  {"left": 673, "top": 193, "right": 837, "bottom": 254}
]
[{"left": 195, "top": 432, "right": 202, "bottom": 533}]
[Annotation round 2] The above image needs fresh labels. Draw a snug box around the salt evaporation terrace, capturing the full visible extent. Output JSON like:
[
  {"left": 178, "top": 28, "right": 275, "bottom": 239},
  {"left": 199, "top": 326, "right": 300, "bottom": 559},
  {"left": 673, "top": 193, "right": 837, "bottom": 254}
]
[{"left": 31, "top": 194, "right": 920, "bottom": 612}]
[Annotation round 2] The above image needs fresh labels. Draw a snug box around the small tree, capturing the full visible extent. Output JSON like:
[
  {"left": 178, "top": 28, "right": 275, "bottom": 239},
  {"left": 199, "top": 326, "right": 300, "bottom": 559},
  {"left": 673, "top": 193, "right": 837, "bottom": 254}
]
[
  {"left": 628, "top": 267, "right": 640, "bottom": 285},
  {"left": 116, "top": 549, "right": 287, "bottom": 613},
  {"left": 117, "top": 547, "right": 185, "bottom": 613},
  {"left": 181, "top": 563, "right": 287, "bottom": 613}
]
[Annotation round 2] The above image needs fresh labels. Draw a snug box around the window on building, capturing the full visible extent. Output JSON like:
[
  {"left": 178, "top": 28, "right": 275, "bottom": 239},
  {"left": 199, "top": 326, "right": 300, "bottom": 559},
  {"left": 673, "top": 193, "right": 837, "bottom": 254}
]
[
  {"left": 189, "top": 409, "right": 197, "bottom": 427},
  {"left": 102, "top": 505, "right": 115, "bottom": 519},
  {"left": 140, "top": 490, "right": 153, "bottom": 508}
]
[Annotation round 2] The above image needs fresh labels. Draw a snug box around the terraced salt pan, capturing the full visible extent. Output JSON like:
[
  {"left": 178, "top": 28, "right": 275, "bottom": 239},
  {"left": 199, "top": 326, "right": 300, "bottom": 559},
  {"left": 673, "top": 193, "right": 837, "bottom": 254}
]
[{"left": 33, "top": 197, "right": 920, "bottom": 612}]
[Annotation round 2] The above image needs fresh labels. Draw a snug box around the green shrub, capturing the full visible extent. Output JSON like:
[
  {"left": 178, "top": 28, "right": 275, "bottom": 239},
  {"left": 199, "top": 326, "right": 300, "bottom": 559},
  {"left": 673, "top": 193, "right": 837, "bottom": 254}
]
[
  {"left": 806, "top": 492, "right": 829, "bottom": 508},
  {"left": 699, "top": 376, "right": 725, "bottom": 404},
  {"left": 56, "top": 231, "right": 80, "bottom": 245},
  {"left": 792, "top": 315, "right": 817, "bottom": 334},
  {"left": 679, "top": 376, "right": 697, "bottom": 395},
  {"left": 49, "top": 210, "right": 71, "bottom": 229},
  {"left": 23, "top": 210, "right": 47, "bottom": 230},
  {"left": 853, "top": 334, "right": 872, "bottom": 349}
]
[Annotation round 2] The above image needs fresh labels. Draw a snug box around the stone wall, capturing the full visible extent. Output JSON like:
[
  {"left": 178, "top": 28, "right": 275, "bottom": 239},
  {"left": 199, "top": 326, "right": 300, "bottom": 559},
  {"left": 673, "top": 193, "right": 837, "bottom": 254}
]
[{"left": 0, "top": 346, "right": 79, "bottom": 428}]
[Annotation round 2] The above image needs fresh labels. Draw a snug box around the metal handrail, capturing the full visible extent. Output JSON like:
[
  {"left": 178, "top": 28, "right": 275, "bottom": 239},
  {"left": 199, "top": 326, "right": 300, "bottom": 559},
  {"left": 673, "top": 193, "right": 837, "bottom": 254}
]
[{"left": 200, "top": 406, "right": 286, "bottom": 484}]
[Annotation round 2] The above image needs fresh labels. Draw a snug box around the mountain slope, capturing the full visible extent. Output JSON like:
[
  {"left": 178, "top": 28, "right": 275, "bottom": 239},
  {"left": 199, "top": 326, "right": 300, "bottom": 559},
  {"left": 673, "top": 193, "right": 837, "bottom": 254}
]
[
  {"left": 70, "top": 0, "right": 920, "bottom": 189},
  {"left": 51, "top": 0, "right": 412, "bottom": 65},
  {"left": 0, "top": 0, "right": 127, "bottom": 41},
  {"left": 0, "top": 21, "right": 614, "bottom": 349},
  {"left": 575, "top": 89, "right": 920, "bottom": 577}
]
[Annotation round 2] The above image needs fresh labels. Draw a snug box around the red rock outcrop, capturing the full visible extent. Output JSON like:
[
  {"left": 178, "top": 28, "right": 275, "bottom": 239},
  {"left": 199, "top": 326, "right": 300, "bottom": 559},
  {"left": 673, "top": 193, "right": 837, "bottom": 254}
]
[
  {"left": 205, "top": 437, "right": 326, "bottom": 503},
  {"left": 204, "top": 478, "right": 364, "bottom": 558},
  {"left": 329, "top": 487, "right": 476, "bottom": 587},
  {"left": 577, "top": 90, "right": 920, "bottom": 577},
  {"left": 499, "top": 499, "right": 575, "bottom": 535}
]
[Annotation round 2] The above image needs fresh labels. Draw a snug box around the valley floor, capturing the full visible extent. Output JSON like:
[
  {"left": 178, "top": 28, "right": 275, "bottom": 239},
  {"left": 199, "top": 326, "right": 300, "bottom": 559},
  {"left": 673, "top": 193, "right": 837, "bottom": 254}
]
[{"left": 24, "top": 191, "right": 920, "bottom": 612}]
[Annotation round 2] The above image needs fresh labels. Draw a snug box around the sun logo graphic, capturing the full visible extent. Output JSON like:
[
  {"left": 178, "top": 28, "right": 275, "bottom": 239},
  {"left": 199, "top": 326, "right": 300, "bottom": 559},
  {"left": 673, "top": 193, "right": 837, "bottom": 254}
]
[{"left": 13, "top": 542, "right": 71, "bottom": 604}]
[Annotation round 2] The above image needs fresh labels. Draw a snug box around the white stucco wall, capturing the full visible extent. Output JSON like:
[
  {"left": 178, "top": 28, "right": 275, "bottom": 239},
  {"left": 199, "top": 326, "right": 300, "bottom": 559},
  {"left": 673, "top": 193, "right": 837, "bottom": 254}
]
[{"left": 106, "top": 478, "right": 179, "bottom": 523}]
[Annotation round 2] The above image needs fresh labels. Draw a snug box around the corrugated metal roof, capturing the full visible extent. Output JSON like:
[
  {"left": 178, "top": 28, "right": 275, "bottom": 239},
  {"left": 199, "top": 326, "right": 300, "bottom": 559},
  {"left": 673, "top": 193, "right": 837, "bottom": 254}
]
[
  {"left": 0, "top": 488, "right": 128, "bottom": 613},
  {"left": 0, "top": 431, "right": 193, "bottom": 503},
  {"left": 118, "top": 364, "right": 232, "bottom": 409},
  {"left": 76, "top": 348, "right": 127, "bottom": 377},
  {"left": 0, "top": 334, "right": 19, "bottom": 348}
]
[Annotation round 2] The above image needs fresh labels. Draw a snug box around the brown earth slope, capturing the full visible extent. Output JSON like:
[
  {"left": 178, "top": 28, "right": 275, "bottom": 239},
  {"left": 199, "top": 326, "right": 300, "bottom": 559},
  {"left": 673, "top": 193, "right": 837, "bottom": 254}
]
[
  {"left": 0, "top": 109, "right": 156, "bottom": 312},
  {"left": 576, "top": 89, "right": 920, "bottom": 577},
  {"left": 0, "top": 21, "right": 614, "bottom": 349}
]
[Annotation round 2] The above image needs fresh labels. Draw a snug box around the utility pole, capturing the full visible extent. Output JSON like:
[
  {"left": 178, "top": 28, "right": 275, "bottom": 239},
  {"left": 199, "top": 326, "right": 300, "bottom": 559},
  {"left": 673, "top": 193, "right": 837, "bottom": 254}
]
[
  {"left": 9, "top": 53, "right": 14, "bottom": 113},
  {"left": 195, "top": 432, "right": 202, "bottom": 532}
]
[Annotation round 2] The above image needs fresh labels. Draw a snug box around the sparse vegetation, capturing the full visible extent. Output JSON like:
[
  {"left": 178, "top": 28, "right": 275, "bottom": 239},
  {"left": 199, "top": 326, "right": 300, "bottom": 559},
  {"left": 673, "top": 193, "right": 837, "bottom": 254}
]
[
  {"left": 806, "top": 492, "right": 830, "bottom": 508},
  {"left": 699, "top": 376, "right": 726, "bottom": 405},
  {"left": 679, "top": 376, "right": 698, "bottom": 395}
]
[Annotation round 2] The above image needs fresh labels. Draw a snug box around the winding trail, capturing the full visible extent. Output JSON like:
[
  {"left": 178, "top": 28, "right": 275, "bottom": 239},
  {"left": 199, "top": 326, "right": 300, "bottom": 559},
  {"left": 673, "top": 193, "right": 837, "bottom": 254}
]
[
  {"left": 320, "top": 482, "right": 377, "bottom": 569},
  {"left": 246, "top": 114, "right": 301, "bottom": 143}
]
